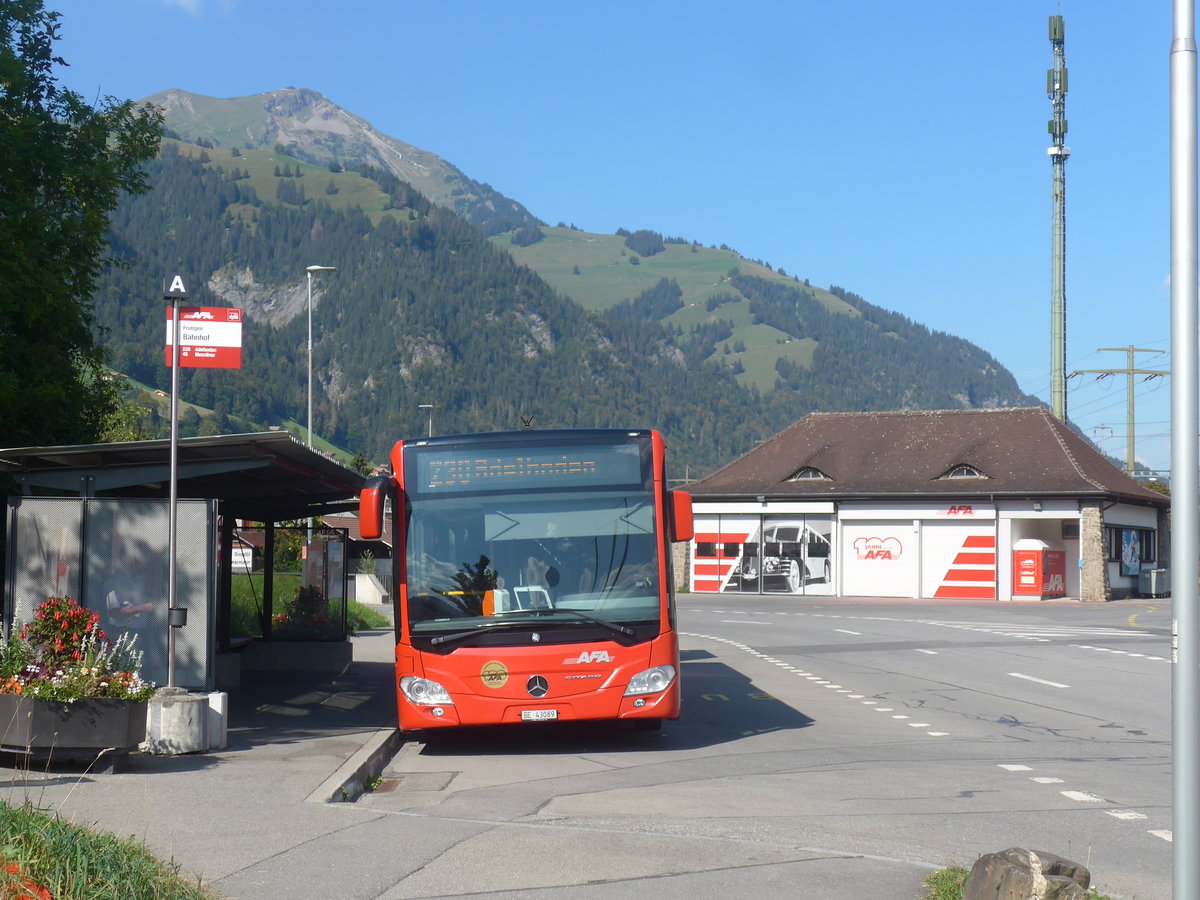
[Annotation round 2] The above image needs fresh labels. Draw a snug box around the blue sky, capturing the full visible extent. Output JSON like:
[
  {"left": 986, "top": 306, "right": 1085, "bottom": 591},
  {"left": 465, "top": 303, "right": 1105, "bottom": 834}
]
[{"left": 50, "top": 0, "right": 1175, "bottom": 472}]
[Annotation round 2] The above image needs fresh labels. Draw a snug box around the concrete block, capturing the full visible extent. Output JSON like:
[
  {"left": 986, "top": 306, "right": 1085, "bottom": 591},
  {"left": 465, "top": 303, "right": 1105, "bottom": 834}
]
[{"left": 144, "top": 688, "right": 210, "bottom": 755}]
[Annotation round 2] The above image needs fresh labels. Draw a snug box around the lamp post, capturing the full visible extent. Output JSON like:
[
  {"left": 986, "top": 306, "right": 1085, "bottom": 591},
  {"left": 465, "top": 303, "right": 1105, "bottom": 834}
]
[
  {"left": 418, "top": 403, "right": 434, "bottom": 437},
  {"left": 305, "top": 265, "right": 337, "bottom": 449},
  {"left": 305, "top": 265, "right": 336, "bottom": 547}
]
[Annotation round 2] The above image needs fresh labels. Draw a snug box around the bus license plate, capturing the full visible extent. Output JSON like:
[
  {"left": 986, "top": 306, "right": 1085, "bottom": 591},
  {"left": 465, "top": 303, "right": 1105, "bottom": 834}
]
[{"left": 521, "top": 709, "right": 558, "bottom": 722}]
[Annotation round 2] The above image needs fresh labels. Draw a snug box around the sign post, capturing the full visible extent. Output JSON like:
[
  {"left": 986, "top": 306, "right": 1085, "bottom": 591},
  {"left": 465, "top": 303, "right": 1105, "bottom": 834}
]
[{"left": 163, "top": 275, "right": 188, "bottom": 690}]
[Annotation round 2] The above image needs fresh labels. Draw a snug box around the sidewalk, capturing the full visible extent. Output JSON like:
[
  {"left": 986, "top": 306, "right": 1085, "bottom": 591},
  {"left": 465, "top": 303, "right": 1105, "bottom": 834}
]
[{"left": 0, "top": 622, "right": 402, "bottom": 897}]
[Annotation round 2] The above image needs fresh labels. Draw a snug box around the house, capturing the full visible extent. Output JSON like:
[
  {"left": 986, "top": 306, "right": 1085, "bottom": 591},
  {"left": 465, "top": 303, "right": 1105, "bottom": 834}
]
[{"left": 684, "top": 408, "right": 1170, "bottom": 601}]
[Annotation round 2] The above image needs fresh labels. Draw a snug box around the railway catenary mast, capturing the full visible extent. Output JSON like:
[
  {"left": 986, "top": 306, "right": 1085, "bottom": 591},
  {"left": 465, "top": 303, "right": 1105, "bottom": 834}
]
[{"left": 1048, "top": 14, "right": 1070, "bottom": 422}]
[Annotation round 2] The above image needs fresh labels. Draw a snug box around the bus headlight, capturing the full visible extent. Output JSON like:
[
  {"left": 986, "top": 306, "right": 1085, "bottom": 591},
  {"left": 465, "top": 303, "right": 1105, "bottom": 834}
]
[
  {"left": 400, "top": 676, "right": 454, "bottom": 705},
  {"left": 624, "top": 665, "right": 676, "bottom": 696}
]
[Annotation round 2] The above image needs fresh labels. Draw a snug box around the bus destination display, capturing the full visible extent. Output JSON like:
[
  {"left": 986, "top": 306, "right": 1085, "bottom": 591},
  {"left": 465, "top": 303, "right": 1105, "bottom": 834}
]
[{"left": 414, "top": 443, "right": 644, "bottom": 493}]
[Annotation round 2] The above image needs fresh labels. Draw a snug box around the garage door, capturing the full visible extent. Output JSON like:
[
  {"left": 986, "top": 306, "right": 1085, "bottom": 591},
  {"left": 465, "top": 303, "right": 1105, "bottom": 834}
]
[
  {"left": 922, "top": 522, "right": 996, "bottom": 599},
  {"left": 841, "top": 520, "right": 917, "bottom": 598}
]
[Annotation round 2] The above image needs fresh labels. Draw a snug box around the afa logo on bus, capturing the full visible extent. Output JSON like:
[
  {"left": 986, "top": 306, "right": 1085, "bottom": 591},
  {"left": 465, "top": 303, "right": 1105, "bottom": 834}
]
[
  {"left": 853, "top": 536, "right": 903, "bottom": 560},
  {"left": 564, "top": 650, "right": 613, "bottom": 664}
]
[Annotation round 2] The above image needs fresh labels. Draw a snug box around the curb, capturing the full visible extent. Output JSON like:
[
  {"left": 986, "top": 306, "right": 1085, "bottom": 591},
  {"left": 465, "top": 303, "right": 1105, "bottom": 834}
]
[{"left": 306, "top": 727, "right": 404, "bottom": 804}]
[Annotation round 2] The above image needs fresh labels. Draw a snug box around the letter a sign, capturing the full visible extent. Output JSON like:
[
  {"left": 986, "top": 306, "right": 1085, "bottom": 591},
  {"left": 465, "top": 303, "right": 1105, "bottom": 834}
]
[{"left": 165, "top": 275, "right": 189, "bottom": 299}]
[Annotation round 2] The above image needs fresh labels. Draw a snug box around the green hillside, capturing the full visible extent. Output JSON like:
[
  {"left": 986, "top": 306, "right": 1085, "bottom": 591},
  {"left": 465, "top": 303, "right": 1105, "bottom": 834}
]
[{"left": 498, "top": 227, "right": 852, "bottom": 394}]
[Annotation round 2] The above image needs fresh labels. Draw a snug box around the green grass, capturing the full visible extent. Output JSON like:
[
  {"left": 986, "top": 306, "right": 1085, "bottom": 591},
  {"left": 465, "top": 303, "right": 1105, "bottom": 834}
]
[
  {"left": 0, "top": 801, "right": 217, "bottom": 899},
  {"left": 923, "top": 866, "right": 969, "bottom": 899},
  {"left": 229, "top": 572, "right": 390, "bottom": 637},
  {"left": 498, "top": 226, "right": 860, "bottom": 393}
]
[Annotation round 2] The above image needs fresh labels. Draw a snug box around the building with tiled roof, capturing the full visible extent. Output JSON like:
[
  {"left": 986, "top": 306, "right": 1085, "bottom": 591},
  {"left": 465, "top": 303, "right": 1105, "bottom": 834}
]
[{"left": 685, "top": 408, "right": 1169, "bottom": 601}]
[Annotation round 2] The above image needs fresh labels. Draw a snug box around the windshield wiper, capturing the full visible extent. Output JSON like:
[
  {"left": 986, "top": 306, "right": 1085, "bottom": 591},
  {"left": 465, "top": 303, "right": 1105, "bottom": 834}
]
[{"left": 427, "top": 620, "right": 526, "bottom": 648}]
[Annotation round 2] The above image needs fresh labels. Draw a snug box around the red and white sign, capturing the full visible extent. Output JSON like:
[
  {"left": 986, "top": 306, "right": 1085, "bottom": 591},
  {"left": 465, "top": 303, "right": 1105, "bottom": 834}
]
[{"left": 165, "top": 306, "right": 242, "bottom": 368}]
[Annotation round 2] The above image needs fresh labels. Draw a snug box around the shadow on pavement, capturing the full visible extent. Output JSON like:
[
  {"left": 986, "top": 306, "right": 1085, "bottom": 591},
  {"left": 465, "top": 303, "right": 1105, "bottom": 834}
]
[{"left": 412, "top": 650, "right": 814, "bottom": 757}]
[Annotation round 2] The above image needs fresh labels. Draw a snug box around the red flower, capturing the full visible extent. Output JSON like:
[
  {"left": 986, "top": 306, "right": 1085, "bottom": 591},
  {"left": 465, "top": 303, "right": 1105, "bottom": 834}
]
[{"left": 3, "top": 862, "right": 52, "bottom": 900}]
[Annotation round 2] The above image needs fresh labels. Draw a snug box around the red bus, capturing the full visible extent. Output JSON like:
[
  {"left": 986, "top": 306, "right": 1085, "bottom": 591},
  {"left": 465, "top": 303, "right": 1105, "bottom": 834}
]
[{"left": 359, "top": 428, "right": 693, "bottom": 732}]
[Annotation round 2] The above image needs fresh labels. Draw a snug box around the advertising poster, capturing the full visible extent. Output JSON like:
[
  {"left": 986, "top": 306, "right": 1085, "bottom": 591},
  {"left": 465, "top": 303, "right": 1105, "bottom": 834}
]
[{"left": 1121, "top": 529, "right": 1142, "bottom": 577}]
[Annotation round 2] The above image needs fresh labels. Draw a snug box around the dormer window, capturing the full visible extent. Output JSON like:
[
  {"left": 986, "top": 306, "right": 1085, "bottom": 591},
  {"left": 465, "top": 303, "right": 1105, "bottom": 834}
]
[
  {"left": 788, "top": 466, "right": 830, "bottom": 482},
  {"left": 942, "top": 464, "right": 987, "bottom": 480}
]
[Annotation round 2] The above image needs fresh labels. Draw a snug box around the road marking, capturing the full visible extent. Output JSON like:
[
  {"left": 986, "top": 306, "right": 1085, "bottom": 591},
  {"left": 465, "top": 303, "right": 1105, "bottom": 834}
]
[
  {"left": 1061, "top": 790, "right": 1104, "bottom": 803},
  {"left": 1032, "top": 777, "right": 1064, "bottom": 784},
  {"left": 1009, "top": 672, "right": 1070, "bottom": 689},
  {"left": 916, "top": 649, "right": 938, "bottom": 655},
  {"left": 999, "top": 764, "right": 1032, "bottom": 771},
  {"left": 681, "top": 629, "right": 952, "bottom": 741},
  {"left": 1150, "top": 830, "right": 1173, "bottom": 842},
  {"left": 1107, "top": 810, "right": 1148, "bottom": 821},
  {"left": 835, "top": 629, "right": 861, "bottom": 635},
  {"left": 720, "top": 619, "right": 771, "bottom": 625}
]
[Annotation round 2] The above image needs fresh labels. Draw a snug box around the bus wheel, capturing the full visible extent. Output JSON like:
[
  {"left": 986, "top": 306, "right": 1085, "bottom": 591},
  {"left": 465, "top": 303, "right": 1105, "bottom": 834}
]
[{"left": 786, "top": 560, "right": 801, "bottom": 592}]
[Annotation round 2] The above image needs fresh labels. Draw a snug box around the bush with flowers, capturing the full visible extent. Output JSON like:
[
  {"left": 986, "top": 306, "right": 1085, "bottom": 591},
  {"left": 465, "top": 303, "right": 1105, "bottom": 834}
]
[
  {"left": 0, "top": 596, "right": 155, "bottom": 703},
  {"left": 270, "top": 585, "right": 340, "bottom": 641}
]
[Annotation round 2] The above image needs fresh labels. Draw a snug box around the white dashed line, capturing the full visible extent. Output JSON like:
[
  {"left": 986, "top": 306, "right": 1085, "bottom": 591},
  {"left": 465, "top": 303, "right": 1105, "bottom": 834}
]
[
  {"left": 1150, "top": 830, "right": 1173, "bottom": 842},
  {"left": 1032, "top": 777, "right": 1064, "bottom": 784},
  {"left": 1009, "top": 672, "right": 1071, "bottom": 689},
  {"left": 1107, "top": 810, "right": 1148, "bottom": 821},
  {"left": 999, "top": 764, "right": 1033, "bottom": 771},
  {"left": 680, "top": 631, "right": 949, "bottom": 738},
  {"left": 1061, "top": 790, "right": 1105, "bottom": 803}
]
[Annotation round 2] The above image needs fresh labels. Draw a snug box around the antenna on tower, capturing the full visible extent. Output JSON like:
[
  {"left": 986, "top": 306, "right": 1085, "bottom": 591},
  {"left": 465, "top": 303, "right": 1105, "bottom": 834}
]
[{"left": 1048, "top": 14, "right": 1071, "bottom": 421}]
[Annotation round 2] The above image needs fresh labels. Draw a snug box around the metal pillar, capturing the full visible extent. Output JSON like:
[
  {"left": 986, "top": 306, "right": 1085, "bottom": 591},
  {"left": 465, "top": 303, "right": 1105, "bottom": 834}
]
[{"left": 1170, "top": 1, "right": 1199, "bottom": 895}]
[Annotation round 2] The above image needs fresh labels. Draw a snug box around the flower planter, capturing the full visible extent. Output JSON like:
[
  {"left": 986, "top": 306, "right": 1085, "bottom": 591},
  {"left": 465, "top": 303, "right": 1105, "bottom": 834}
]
[{"left": 0, "top": 694, "right": 148, "bottom": 770}]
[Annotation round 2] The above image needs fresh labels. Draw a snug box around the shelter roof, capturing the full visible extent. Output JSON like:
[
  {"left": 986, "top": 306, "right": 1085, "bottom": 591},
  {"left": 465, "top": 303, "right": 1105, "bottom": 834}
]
[
  {"left": 688, "top": 408, "right": 1168, "bottom": 507},
  {"left": 0, "top": 432, "right": 365, "bottom": 521}
]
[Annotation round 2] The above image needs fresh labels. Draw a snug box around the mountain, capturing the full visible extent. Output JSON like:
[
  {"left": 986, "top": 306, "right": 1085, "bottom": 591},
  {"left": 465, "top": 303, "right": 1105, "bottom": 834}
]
[
  {"left": 144, "top": 88, "right": 541, "bottom": 237},
  {"left": 95, "top": 91, "right": 1039, "bottom": 476},
  {"left": 95, "top": 142, "right": 773, "bottom": 474}
]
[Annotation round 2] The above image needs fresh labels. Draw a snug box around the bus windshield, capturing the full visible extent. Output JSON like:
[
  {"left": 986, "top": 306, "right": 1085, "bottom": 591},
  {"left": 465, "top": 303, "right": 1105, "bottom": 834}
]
[{"left": 405, "top": 488, "right": 661, "bottom": 641}]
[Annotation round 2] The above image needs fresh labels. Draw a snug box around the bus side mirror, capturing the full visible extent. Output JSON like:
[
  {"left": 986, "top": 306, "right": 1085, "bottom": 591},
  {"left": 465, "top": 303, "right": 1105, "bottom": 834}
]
[
  {"left": 359, "top": 475, "right": 391, "bottom": 540},
  {"left": 669, "top": 490, "right": 693, "bottom": 543}
]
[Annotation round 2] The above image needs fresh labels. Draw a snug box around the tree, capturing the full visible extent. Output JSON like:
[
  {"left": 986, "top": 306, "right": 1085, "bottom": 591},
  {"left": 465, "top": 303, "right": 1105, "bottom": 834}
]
[{"left": 0, "top": 0, "right": 162, "bottom": 446}]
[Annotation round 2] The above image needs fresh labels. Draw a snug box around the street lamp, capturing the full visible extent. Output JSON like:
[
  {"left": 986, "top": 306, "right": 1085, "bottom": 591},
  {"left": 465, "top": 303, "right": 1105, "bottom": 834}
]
[
  {"left": 305, "top": 265, "right": 337, "bottom": 449},
  {"left": 418, "top": 403, "right": 434, "bottom": 437}
]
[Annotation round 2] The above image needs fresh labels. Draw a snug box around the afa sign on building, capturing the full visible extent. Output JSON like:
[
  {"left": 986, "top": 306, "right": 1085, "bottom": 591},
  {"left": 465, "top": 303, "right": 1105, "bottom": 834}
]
[{"left": 165, "top": 307, "right": 242, "bottom": 369}]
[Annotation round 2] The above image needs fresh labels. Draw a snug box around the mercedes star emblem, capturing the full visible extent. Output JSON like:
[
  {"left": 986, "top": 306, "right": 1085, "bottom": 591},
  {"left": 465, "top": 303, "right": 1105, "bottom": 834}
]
[{"left": 527, "top": 675, "right": 549, "bottom": 698}]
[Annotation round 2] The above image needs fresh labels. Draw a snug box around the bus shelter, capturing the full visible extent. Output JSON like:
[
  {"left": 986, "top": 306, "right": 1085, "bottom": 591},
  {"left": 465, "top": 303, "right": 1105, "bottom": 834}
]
[{"left": 1, "top": 433, "right": 365, "bottom": 690}]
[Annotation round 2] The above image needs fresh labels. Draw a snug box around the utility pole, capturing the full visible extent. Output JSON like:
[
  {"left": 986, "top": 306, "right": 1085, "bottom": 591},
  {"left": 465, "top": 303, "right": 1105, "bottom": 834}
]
[
  {"left": 1070, "top": 345, "right": 1167, "bottom": 474},
  {"left": 1048, "top": 14, "right": 1071, "bottom": 422}
]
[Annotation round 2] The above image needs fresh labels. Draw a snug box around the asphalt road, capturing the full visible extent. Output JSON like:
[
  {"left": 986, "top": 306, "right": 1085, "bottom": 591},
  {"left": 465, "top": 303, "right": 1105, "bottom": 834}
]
[{"left": 365, "top": 595, "right": 1172, "bottom": 900}]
